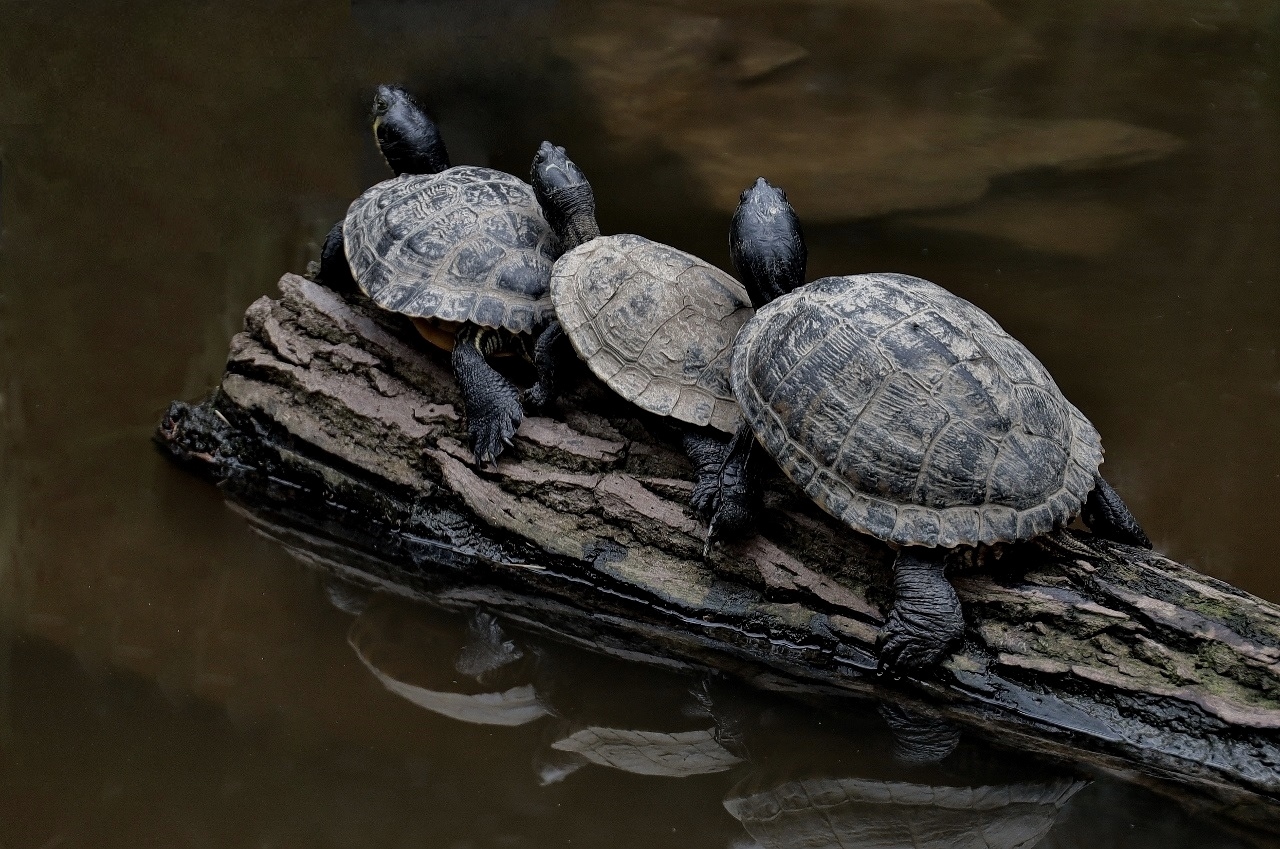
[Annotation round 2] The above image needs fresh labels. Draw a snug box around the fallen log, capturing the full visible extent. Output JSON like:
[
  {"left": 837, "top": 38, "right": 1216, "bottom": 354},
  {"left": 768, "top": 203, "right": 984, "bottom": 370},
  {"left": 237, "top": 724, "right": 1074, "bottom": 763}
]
[{"left": 156, "top": 273, "right": 1280, "bottom": 832}]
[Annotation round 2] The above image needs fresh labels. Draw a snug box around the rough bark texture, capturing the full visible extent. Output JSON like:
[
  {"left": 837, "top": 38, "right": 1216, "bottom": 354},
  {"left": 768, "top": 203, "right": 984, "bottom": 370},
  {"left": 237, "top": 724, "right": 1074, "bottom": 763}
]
[{"left": 156, "top": 274, "right": 1280, "bottom": 833}]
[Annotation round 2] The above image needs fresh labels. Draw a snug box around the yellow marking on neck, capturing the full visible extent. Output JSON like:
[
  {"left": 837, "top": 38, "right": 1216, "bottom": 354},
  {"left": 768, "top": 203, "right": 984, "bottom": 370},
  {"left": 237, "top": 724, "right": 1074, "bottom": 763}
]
[{"left": 373, "top": 117, "right": 393, "bottom": 172}]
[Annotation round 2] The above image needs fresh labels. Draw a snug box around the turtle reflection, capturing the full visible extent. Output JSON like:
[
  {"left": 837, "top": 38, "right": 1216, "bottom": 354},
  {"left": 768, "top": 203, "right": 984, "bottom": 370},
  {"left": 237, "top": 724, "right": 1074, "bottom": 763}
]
[
  {"left": 725, "top": 775, "right": 1086, "bottom": 849},
  {"left": 346, "top": 597, "right": 551, "bottom": 727},
  {"left": 344, "top": 593, "right": 745, "bottom": 778},
  {"left": 548, "top": 725, "right": 742, "bottom": 779}
]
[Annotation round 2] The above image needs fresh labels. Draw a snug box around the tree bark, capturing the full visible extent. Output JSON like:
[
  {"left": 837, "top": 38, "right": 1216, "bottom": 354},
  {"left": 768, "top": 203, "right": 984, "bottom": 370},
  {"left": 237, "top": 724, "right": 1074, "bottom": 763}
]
[{"left": 156, "top": 274, "right": 1280, "bottom": 831}]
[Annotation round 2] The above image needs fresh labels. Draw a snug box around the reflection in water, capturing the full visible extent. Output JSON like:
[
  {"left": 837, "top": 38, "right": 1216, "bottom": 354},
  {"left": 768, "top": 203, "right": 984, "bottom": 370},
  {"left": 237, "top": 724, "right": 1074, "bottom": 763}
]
[
  {"left": 550, "top": 726, "right": 743, "bottom": 778},
  {"left": 333, "top": 560, "right": 1090, "bottom": 843},
  {"left": 725, "top": 776, "right": 1086, "bottom": 849},
  {"left": 558, "top": 0, "right": 1186, "bottom": 221},
  {"left": 347, "top": 595, "right": 552, "bottom": 727},
  {"left": 456, "top": 611, "right": 526, "bottom": 681},
  {"left": 343, "top": 590, "right": 742, "bottom": 773},
  {"left": 1, "top": 0, "right": 1277, "bottom": 846},
  {"left": 0, "top": 502, "right": 1267, "bottom": 848},
  {"left": 878, "top": 702, "right": 962, "bottom": 764}
]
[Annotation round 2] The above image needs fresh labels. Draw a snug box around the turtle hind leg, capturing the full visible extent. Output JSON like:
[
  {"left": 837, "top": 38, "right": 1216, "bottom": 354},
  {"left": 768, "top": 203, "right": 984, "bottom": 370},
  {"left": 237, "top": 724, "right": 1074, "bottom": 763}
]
[
  {"left": 452, "top": 324, "right": 524, "bottom": 466},
  {"left": 523, "top": 320, "right": 565, "bottom": 414},
  {"left": 1082, "top": 472, "right": 1152, "bottom": 549},
  {"left": 877, "top": 548, "right": 965, "bottom": 672},
  {"left": 316, "top": 220, "right": 357, "bottom": 294}
]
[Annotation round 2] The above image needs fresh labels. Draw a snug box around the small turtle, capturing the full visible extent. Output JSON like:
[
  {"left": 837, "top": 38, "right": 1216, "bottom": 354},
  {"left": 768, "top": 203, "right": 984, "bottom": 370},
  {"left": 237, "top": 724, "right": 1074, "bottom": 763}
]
[
  {"left": 717, "top": 236, "right": 1152, "bottom": 668},
  {"left": 318, "top": 86, "right": 559, "bottom": 463},
  {"left": 525, "top": 146, "right": 805, "bottom": 517},
  {"left": 317, "top": 84, "right": 450, "bottom": 293}
]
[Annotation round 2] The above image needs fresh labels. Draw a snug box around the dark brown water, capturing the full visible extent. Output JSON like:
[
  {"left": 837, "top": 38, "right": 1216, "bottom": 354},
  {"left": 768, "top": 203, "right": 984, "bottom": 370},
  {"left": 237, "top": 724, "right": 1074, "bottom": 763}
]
[{"left": 1, "top": 2, "right": 1277, "bottom": 847}]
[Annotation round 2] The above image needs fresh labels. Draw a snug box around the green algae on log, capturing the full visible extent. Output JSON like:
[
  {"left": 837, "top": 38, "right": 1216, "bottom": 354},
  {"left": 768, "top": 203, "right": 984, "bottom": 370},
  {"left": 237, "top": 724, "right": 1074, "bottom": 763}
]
[{"left": 155, "top": 274, "right": 1280, "bottom": 821}]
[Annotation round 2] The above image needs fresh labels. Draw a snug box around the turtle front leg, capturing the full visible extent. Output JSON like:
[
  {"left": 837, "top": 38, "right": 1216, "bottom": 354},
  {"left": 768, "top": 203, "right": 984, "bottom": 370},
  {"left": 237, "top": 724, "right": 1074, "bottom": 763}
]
[
  {"left": 877, "top": 548, "right": 965, "bottom": 672},
  {"left": 682, "top": 429, "right": 730, "bottom": 521},
  {"left": 1082, "top": 472, "right": 1152, "bottom": 549},
  {"left": 452, "top": 324, "right": 524, "bottom": 466},
  {"left": 523, "top": 320, "right": 565, "bottom": 414},
  {"left": 703, "top": 423, "right": 761, "bottom": 550}
]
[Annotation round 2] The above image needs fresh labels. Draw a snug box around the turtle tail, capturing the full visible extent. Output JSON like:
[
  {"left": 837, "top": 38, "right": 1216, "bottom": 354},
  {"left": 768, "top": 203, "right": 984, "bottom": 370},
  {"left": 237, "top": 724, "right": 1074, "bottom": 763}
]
[
  {"left": 1082, "top": 473, "right": 1152, "bottom": 549},
  {"left": 316, "top": 221, "right": 357, "bottom": 294}
]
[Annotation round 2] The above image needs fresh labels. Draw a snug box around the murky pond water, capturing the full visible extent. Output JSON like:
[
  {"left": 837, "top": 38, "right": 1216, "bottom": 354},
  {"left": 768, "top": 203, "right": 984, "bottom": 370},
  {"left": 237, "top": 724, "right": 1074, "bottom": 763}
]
[{"left": 1, "top": 2, "right": 1277, "bottom": 846}]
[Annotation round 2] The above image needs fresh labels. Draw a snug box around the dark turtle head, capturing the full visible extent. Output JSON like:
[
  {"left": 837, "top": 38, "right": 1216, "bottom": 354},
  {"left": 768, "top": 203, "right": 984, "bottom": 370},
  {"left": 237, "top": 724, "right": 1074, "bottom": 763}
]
[
  {"left": 371, "top": 84, "right": 451, "bottom": 177},
  {"left": 730, "top": 177, "right": 807, "bottom": 308},
  {"left": 531, "top": 141, "right": 601, "bottom": 253}
]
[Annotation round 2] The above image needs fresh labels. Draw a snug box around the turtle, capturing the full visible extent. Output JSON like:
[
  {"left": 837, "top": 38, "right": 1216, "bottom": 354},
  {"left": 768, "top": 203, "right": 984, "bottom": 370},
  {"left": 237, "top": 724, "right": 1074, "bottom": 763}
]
[
  {"left": 715, "top": 250, "right": 1153, "bottom": 669},
  {"left": 317, "top": 84, "right": 450, "bottom": 294},
  {"left": 316, "top": 85, "right": 560, "bottom": 464},
  {"left": 524, "top": 145, "right": 806, "bottom": 519}
]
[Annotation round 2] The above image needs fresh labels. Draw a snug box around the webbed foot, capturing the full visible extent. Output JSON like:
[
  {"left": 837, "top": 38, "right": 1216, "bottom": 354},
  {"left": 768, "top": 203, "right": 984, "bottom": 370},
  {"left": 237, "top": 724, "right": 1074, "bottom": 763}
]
[
  {"left": 522, "top": 321, "right": 565, "bottom": 414},
  {"left": 683, "top": 430, "right": 730, "bottom": 521},
  {"left": 876, "top": 549, "right": 965, "bottom": 673},
  {"left": 877, "top": 612, "right": 961, "bottom": 671},
  {"left": 689, "top": 466, "right": 723, "bottom": 521},
  {"left": 706, "top": 493, "right": 753, "bottom": 546},
  {"left": 453, "top": 325, "right": 524, "bottom": 466},
  {"left": 693, "top": 424, "right": 759, "bottom": 555},
  {"left": 521, "top": 384, "right": 551, "bottom": 415},
  {"left": 466, "top": 382, "right": 524, "bottom": 466}
]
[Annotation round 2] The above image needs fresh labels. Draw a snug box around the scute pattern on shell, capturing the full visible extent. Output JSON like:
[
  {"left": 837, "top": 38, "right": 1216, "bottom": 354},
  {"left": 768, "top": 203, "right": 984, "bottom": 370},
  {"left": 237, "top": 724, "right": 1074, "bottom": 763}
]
[
  {"left": 731, "top": 273, "right": 1103, "bottom": 547},
  {"left": 552, "top": 234, "right": 751, "bottom": 433},
  {"left": 343, "top": 167, "right": 558, "bottom": 335}
]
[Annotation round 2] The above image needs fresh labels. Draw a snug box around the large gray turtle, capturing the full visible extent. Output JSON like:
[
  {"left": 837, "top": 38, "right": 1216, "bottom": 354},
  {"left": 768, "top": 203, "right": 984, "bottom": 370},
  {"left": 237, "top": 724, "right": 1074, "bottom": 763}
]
[
  {"left": 719, "top": 265, "right": 1152, "bottom": 670},
  {"left": 526, "top": 145, "right": 805, "bottom": 517},
  {"left": 318, "top": 85, "right": 559, "bottom": 464}
]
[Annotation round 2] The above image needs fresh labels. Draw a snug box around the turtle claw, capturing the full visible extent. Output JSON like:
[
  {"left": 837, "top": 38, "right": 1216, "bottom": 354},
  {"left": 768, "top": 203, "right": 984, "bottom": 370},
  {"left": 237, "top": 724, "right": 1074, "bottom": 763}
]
[
  {"left": 876, "top": 610, "right": 956, "bottom": 673},
  {"left": 468, "top": 394, "right": 522, "bottom": 467},
  {"left": 453, "top": 325, "right": 524, "bottom": 468},
  {"left": 874, "top": 656, "right": 902, "bottom": 681},
  {"left": 689, "top": 476, "right": 719, "bottom": 522},
  {"left": 522, "top": 384, "right": 550, "bottom": 414}
]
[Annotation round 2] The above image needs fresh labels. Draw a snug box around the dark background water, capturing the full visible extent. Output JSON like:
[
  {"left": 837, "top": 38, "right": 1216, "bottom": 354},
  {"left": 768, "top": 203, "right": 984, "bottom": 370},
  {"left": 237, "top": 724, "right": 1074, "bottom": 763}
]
[{"left": 1, "top": 2, "right": 1277, "bottom": 847}]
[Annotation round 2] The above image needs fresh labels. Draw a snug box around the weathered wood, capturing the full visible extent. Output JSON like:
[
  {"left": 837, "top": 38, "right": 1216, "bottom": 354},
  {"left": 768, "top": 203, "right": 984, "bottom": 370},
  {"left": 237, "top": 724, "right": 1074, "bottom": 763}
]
[{"left": 156, "top": 274, "right": 1280, "bottom": 831}]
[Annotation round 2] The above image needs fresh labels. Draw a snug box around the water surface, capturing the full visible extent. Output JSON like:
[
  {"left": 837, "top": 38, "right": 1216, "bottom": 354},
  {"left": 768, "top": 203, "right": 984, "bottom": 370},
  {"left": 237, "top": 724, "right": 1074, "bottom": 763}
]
[{"left": 1, "top": 2, "right": 1277, "bottom": 846}]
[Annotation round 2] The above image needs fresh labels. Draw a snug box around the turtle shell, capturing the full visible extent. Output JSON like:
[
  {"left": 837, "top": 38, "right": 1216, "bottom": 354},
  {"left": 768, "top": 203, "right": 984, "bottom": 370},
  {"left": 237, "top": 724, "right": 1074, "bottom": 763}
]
[
  {"left": 343, "top": 166, "right": 558, "bottom": 335},
  {"left": 551, "top": 234, "right": 750, "bottom": 433},
  {"left": 731, "top": 273, "right": 1103, "bottom": 548}
]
